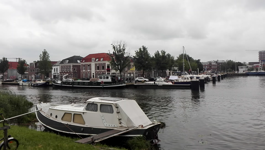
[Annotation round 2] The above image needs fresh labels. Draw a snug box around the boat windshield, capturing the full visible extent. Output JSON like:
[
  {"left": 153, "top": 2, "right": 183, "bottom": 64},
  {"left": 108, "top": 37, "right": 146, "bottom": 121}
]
[{"left": 85, "top": 103, "right": 98, "bottom": 112}]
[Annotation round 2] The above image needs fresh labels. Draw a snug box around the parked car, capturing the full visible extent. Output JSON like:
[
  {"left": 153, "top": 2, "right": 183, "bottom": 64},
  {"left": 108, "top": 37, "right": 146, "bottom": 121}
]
[{"left": 135, "top": 77, "right": 149, "bottom": 82}]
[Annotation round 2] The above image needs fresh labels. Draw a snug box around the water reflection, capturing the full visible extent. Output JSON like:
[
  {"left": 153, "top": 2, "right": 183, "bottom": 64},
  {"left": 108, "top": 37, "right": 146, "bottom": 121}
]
[
  {"left": 38, "top": 94, "right": 52, "bottom": 103},
  {"left": 2, "top": 77, "right": 265, "bottom": 150},
  {"left": 191, "top": 90, "right": 200, "bottom": 102}
]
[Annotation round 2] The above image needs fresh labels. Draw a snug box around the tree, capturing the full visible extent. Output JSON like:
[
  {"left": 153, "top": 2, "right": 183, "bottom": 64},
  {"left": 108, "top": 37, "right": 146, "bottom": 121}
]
[
  {"left": 166, "top": 53, "right": 175, "bottom": 75},
  {"left": 195, "top": 59, "right": 203, "bottom": 72},
  {"left": 17, "top": 59, "right": 27, "bottom": 79},
  {"left": 134, "top": 46, "right": 152, "bottom": 77},
  {"left": 153, "top": 50, "right": 170, "bottom": 76},
  {"left": 39, "top": 49, "right": 52, "bottom": 78},
  {"left": 175, "top": 54, "right": 198, "bottom": 73},
  {"left": 0, "top": 57, "right": 9, "bottom": 81},
  {"left": 108, "top": 42, "right": 131, "bottom": 80}
]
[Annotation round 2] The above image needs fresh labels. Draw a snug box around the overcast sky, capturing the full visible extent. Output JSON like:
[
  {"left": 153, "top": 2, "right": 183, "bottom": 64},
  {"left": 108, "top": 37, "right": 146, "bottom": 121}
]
[{"left": 1, "top": 0, "right": 265, "bottom": 63}]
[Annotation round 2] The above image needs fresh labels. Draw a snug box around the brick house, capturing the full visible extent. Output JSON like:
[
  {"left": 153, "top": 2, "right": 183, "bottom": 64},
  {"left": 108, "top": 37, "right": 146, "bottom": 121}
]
[
  {"left": 59, "top": 56, "right": 83, "bottom": 79},
  {"left": 2, "top": 62, "right": 29, "bottom": 80},
  {"left": 80, "top": 53, "right": 111, "bottom": 79},
  {"left": 28, "top": 61, "right": 58, "bottom": 81}
]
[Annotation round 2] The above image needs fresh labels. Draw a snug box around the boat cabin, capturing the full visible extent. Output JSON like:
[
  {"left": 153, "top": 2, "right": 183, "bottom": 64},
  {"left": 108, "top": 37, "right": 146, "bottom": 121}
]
[{"left": 46, "top": 97, "right": 152, "bottom": 129}]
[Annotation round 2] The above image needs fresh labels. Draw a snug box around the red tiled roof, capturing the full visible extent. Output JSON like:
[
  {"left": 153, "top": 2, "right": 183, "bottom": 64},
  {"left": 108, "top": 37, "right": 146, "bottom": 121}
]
[{"left": 81, "top": 53, "right": 111, "bottom": 62}]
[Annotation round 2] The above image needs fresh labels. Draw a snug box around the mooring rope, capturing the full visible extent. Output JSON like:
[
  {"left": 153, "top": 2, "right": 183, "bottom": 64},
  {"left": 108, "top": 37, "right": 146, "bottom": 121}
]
[{"left": 0, "top": 110, "right": 40, "bottom": 123}]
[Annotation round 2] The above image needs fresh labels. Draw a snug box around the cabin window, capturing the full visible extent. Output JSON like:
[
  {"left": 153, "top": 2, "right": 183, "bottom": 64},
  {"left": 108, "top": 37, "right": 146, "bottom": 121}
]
[
  {"left": 62, "top": 113, "right": 72, "bottom": 122},
  {"left": 100, "top": 104, "right": 114, "bottom": 114},
  {"left": 86, "top": 103, "right": 98, "bottom": 112},
  {"left": 73, "top": 114, "right": 85, "bottom": 125}
]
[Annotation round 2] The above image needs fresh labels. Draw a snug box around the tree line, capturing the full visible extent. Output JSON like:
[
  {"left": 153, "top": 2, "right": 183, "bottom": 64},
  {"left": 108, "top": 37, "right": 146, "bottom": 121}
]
[{"left": 0, "top": 42, "right": 248, "bottom": 81}]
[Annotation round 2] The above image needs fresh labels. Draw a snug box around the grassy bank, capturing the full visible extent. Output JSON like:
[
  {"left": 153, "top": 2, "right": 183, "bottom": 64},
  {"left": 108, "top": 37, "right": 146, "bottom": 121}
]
[{"left": 4, "top": 125, "right": 125, "bottom": 150}]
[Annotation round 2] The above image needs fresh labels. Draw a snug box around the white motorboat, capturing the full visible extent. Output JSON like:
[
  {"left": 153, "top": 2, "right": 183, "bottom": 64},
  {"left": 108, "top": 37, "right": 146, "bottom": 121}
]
[
  {"left": 31, "top": 79, "right": 50, "bottom": 87},
  {"left": 145, "top": 77, "right": 172, "bottom": 85},
  {"left": 35, "top": 97, "right": 161, "bottom": 142}
]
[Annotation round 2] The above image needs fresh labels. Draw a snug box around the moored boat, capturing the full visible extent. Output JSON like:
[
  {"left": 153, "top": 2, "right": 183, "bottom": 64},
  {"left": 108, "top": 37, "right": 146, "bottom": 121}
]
[
  {"left": 144, "top": 77, "right": 172, "bottom": 85},
  {"left": 35, "top": 97, "right": 161, "bottom": 142},
  {"left": 53, "top": 74, "right": 126, "bottom": 88},
  {"left": 18, "top": 79, "right": 31, "bottom": 86},
  {"left": 31, "top": 79, "right": 50, "bottom": 87}
]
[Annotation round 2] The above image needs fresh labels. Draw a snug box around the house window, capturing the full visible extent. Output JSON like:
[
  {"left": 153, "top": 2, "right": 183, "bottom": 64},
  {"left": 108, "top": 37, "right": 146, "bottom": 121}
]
[
  {"left": 97, "top": 66, "right": 99, "bottom": 70},
  {"left": 83, "top": 65, "right": 85, "bottom": 70},
  {"left": 96, "top": 59, "right": 98, "bottom": 61},
  {"left": 62, "top": 113, "right": 72, "bottom": 122},
  {"left": 102, "top": 66, "right": 105, "bottom": 70},
  {"left": 101, "top": 58, "right": 103, "bottom": 61},
  {"left": 100, "top": 104, "right": 113, "bottom": 114},
  {"left": 86, "top": 103, "right": 98, "bottom": 112},
  {"left": 73, "top": 114, "right": 85, "bottom": 125}
]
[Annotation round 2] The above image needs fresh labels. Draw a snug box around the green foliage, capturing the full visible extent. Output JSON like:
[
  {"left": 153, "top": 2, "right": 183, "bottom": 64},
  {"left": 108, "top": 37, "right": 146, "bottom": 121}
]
[
  {"left": 126, "top": 136, "right": 151, "bottom": 150},
  {"left": 175, "top": 54, "right": 198, "bottom": 72},
  {"left": 108, "top": 42, "right": 131, "bottom": 79},
  {"left": 134, "top": 46, "right": 152, "bottom": 76},
  {"left": 195, "top": 59, "right": 203, "bottom": 72},
  {"left": 153, "top": 50, "right": 173, "bottom": 74},
  {"left": 220, "top": 60, "right": 246, "bottom": 72},
  {"left": 17, "top": 59, "right": 27, "bottom": 79},
  {"left": 0, "top": 57, "right": 9, "bottom": 80},
  {"left": 6, "top": 126, "right": 125, "bottom": 150},
  {"left": 166, "top": 53, "right": 175, "bottom": 71},
  {"left": 0, "top": 91, "right": 33, "bottom": 124},
  {"left": 39, "top": 49, "right": 52, "bottom": 78}
]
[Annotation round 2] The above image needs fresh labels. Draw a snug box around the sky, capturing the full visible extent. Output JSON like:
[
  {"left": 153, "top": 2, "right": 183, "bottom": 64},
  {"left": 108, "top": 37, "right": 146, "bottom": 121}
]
[{"left": 1, "top": 0, "right": 265, "bottom": 64}]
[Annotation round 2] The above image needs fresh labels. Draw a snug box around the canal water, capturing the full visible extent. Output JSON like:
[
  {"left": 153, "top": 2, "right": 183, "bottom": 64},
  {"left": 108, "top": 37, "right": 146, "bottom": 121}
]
[{"left": 1, "top": 76, "right": 265, "bottom": 150}]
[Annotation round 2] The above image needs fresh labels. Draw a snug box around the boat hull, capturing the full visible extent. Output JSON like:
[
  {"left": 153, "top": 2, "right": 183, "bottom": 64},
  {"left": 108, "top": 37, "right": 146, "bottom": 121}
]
[
  {"left": 246, "top": 72, "right": 265, "bottom": 76},
  {"left": 53, "top": 82, "right": 126, "bottom": 88},
  {"left": 35, "top": 106, "right": 160, "bottom": 140}
]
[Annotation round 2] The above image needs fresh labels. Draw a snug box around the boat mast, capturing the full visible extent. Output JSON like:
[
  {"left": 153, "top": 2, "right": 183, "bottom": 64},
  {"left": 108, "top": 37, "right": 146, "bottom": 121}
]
[{"left": 183, "top": 46, "right": 185, "bottom": 73}]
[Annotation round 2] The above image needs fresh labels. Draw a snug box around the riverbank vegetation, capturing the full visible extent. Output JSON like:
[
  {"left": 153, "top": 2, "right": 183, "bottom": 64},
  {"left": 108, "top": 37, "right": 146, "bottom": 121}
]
[{"left": 0, "top": 91, "right": 35, "bottom": 124}]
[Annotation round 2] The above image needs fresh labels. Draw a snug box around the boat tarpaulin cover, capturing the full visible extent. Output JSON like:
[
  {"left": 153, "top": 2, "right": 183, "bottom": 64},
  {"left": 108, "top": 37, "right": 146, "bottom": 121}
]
[{"left": 118, "top": 100, "right": 152, "bottom": 127}]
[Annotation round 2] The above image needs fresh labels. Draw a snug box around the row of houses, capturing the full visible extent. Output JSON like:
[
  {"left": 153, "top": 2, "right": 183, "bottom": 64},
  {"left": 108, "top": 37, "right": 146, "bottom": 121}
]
[
  {"left": 3, "top": 52, "right": 264, "bottom": 80},
  {"left": 3, "top": 53, "right": 139, "bottom": 81}
]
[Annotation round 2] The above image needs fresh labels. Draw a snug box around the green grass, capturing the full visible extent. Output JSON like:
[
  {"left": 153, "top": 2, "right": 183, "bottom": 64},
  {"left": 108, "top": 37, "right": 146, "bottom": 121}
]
[{"left": 2, "top": 125, "right": 126, "bottom": 150}]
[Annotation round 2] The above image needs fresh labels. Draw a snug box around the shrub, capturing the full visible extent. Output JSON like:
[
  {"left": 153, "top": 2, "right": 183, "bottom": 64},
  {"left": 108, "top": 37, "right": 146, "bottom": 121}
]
[{"left": 0, "top": 91, "right": 34, "bottom": 124}]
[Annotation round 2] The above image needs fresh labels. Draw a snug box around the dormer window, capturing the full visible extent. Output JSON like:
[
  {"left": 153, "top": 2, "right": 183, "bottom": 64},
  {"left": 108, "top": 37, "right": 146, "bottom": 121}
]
[
  {"left": 101, "top": 58, "right": 103, "bottom": 61},
  {"left": 64, "top": 60, "right": 68, "bottom": 64},
  {"left": 96, "top": 59, "right": 98, "bottom": 61}
]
